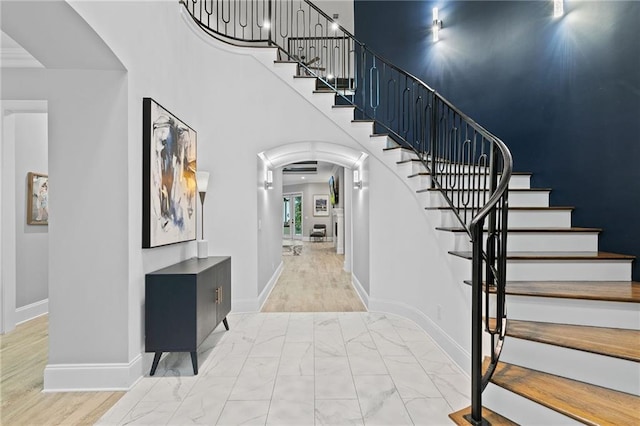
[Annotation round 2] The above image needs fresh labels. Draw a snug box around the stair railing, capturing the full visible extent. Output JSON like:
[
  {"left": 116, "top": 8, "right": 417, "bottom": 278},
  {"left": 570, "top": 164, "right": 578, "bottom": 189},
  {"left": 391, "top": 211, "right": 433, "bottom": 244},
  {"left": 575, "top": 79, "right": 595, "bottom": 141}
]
[{"left": 181, "top": 1, "right": 513, "bottom": 424}]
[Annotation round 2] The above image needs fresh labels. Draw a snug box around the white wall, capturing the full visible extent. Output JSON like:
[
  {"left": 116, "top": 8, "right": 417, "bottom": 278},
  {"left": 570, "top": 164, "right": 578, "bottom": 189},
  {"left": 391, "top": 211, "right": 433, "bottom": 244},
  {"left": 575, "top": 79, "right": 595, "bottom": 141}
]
[
  {"left": 1, "top": 68, "right": 131, "bottom": 389},
  {"left": 283, "top": 182, "right": 334, "bottom": 238},
  {"left": 368, "top": 155, "right": 472, "bottom": 371},
  {"left": 61, "top": 0, "right": 368, "bottom": 388},
  {"left": 14, "top": 113, "right": 48, "bottom": 309},
  {"left": 314, "top": 0, "right": 355, "bottom": 34},
  {"left": 257, "top": 158, "right": 283, "bottom": 299},
  {"left": 351, "top": 158, "right": 369, "bottom": 294}
]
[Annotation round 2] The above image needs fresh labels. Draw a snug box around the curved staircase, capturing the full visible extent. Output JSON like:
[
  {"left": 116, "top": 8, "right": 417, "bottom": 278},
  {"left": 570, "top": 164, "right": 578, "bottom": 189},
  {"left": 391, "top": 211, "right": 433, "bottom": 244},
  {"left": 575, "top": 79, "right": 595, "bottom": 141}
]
[
  {"left": 270, "top": 62, "right": 640, "bottom": 422},
  {"left": 180, "top": 1, "right": 639, "bottom": 423}
]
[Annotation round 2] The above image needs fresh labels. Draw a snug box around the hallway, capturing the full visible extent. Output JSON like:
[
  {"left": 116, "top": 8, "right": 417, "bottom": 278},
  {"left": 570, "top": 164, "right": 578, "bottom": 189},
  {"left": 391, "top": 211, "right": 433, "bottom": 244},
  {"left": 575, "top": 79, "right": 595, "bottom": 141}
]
[{"left": 262, "top": 242, "right": 366, "bottom": 312}]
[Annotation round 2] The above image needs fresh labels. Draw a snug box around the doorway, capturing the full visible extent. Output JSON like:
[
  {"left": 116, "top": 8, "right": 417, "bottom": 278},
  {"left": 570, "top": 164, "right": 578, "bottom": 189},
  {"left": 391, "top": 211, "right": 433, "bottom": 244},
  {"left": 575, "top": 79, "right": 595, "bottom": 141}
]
[{"left": 283, "top": 193, "right": 303, "bottom": 240}]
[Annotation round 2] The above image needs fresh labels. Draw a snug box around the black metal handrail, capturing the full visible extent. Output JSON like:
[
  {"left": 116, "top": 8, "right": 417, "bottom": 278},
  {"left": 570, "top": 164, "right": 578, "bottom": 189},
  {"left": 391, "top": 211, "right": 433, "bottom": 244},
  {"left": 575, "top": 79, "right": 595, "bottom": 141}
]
[{"left": 181, "top": 1, "right": 512, "bottom": 424}]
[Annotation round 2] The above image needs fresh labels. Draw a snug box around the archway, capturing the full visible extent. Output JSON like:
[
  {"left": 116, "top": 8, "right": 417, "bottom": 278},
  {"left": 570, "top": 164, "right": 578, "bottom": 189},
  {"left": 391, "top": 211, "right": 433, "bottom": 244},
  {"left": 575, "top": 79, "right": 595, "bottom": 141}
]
[{"left": 256, "top": 141, "right": 368, "bottom": 309}]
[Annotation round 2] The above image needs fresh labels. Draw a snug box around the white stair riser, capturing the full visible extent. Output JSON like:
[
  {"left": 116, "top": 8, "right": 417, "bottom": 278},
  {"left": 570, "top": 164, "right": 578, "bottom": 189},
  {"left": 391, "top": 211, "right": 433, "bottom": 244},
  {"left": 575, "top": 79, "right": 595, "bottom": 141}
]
[
  {"left": 435, "top": 209, "right": 573, "bottom": 229},
  {"left": 484, "top": 383, "right": 582, "bottom": 425},
  {"left": 505, "top": 295, "right": 640, "bottom": 329},
  {"left": 330, "top": 107, "right": 356, "bottom": 124},
  {"left": 408, "top": 174, "right": 531, "bottom": 191},
  {"left": 384, "top": 149, "right": 419, "bottom": 163},
  {"left": 290, "top": 76, "right": 317, "bottom": 94},
  {"left": 369, "top": 135, "right": 395, "bottom": 153},
  {"left": 310, "top": 92, "right": 338, "bottom": 111},
  {"left": 505, "top": 259, "right": 632, "bottom": 281},
  {"left": 448, "top": 232, "right": 599, "bottom": 252},
  {"left": 421, "top": 191, "right": 550, "bottom": 208},
  {"left": 349, "top": 121, "right": 375, "bottom": 139},
  {"left": 396, "top": 161, "right": 427, "bottom": 176},
  {"left": 500, "top": 337, "right": 640, "bottom": 395},
  {"left": 272, "top": 62, "right": 299, "bottom": 80}
]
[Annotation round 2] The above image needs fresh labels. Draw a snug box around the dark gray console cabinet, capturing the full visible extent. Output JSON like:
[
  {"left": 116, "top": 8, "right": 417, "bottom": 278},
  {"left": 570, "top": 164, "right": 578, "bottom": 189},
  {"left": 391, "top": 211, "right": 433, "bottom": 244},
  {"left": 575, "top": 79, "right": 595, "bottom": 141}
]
[{"left": 145, "top": 256, "right": 231, "bottom": 375}]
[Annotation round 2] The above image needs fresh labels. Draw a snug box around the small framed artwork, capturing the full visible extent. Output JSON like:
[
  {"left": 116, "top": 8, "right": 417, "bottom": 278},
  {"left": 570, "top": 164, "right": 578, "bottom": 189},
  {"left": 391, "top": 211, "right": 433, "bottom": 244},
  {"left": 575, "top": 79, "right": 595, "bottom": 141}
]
[
  {"left": 27, "top": 172, "right": 48, "bottom": 225},
  {"left": 142, "top": 98, "right": 197, "bottom": 248},
  {"left": 313, "top": 194, "right": 329, "bottom": 216}
]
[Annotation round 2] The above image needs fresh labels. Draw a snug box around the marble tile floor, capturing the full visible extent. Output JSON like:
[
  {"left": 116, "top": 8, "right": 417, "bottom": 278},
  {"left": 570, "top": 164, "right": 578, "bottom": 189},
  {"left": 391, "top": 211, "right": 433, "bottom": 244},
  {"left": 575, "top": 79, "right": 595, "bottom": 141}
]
[{"left": 97, "top": 312, "right": 469, "bottom": 425}]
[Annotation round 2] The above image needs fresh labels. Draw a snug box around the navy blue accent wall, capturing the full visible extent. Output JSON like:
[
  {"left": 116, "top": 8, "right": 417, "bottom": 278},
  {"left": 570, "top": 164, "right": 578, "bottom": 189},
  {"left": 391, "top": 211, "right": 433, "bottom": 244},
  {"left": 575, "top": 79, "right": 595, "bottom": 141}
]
[{"left": 355, "top": 1, "right": 640, "bottom": 280}]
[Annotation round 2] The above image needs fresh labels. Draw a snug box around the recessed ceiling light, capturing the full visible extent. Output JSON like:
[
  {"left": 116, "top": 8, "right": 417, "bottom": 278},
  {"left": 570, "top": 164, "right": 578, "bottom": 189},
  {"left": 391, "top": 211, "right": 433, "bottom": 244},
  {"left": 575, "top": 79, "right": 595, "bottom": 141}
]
[{"left": 301, "top": 176, "right": 305, "bottom": 179}]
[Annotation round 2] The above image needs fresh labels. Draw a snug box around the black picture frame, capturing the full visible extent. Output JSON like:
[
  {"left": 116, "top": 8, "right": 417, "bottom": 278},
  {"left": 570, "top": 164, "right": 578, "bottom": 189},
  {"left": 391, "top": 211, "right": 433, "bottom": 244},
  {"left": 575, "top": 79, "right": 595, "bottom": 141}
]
[{"left": 142, "top": 98, "right": 197, "bottom": 248}]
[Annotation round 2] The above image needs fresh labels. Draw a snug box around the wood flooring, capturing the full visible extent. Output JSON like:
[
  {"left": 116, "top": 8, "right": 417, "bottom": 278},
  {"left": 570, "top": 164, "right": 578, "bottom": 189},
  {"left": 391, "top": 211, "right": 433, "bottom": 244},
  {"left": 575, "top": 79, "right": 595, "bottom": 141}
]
[
  {"left": 491, "top": 361, "right": 640, "bottom": 425},
  {"left": 261, "top": 241, "right": 366, "bottom": 312},
  {"left": 506, "top": 319, "right": 640, "bottom": 362},
  {"left": 0, "top": 315, "right": 124, "bottom": 425},
  {"left": 449, "top": 406, "right": 517, "bottom": 426}
]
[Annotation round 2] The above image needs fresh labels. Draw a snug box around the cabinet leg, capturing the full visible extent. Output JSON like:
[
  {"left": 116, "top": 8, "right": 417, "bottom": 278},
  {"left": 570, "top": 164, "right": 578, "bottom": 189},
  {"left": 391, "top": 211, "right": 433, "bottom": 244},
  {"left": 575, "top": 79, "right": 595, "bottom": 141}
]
[
  {"left": 223, "top": 317, "right": 229, "bottom": 331},
  {"left": 190, "top": 351, "right": 198, "bottom": 375},
  {"left": 150, "top": 352, "right": 162, "bottom": 376}
]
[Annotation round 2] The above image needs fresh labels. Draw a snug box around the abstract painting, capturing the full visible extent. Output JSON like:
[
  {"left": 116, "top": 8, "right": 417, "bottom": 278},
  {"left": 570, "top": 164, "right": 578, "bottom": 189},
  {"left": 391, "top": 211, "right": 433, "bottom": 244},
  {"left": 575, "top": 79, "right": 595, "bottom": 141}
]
[
  {"left": 142, "top": 98, "right": 197, "bottom": 248},
  {"left": 27, "top": 172, "right": 48, "bottom": 225}
]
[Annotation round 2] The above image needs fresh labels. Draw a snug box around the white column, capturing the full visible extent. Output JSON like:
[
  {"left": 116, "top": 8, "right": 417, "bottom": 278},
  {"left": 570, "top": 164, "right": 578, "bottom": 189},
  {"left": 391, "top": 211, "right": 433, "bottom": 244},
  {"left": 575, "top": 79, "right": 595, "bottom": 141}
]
[{"left": 333, "top": 207, "right": 344, "bottom": 254}]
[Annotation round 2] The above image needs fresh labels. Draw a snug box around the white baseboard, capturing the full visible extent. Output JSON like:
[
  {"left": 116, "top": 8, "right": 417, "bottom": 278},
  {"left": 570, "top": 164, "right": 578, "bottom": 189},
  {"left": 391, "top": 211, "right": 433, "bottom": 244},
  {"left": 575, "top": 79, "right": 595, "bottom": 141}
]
[
  {"left": 43, "top": 354, "right": 143, "bottom": 392},
  {"left": 258, "top": 261, "right": 284, "bottom": 311},
  {"left": 15, "top": 298, "right": 48, "bottom": 325},
  {"left": 351, "top": 273, "right": 369, "bottom": 308},
  {"left": 233, "top": 262, "right": 284, "bottom": 313},
  {"left": 368, "top": 297, "right": 470, "bottom": 376}
]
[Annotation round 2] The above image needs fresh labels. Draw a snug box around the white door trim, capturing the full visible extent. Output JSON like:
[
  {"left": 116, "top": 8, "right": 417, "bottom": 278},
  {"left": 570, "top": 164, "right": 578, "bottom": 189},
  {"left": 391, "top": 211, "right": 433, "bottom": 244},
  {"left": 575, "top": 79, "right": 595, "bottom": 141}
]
[{"left": 0, "top": 100, "right": 48, "bottom": 334}]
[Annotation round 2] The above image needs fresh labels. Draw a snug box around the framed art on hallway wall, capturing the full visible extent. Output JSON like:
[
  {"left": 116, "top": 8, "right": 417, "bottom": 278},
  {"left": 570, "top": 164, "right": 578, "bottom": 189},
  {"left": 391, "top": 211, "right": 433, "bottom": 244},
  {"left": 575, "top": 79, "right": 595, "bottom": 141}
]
[
  {"left": 313, "top": 194, "right": 329, "bottom": 217},
  {"left": 142, "top": 98, "right": 197, "bottom": 248},
  {"left": 27, "top": 172, "right": 48, "bottom": 225}
]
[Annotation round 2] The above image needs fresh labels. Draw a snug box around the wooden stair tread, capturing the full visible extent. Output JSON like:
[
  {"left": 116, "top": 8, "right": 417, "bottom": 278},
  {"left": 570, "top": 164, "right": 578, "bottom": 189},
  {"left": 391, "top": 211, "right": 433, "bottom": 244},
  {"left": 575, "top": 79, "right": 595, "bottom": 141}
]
[
  {"left": 508, "top": 281, "right": 640, "bottom": 303},
  {"left": 436, "top": 226, "right": 601, "bottom": 233},
  {"left": 370, "top": 133, "right": 390, "bottom": 138},
  {"left": 383, "top": 146, "right": 414, "bottom": 152},
  {"left": 426, "top": 206, "right": 574, "bottom": 211},
  {"left": 449, "top": 406, "right": 517, "bottom": 426},
  {"left": 490, "top": 361, "right": 640, "bottom": 425},
  {"left": 449, "top": 251, "right": 635, "bottom": 260},
  {"left": 331, "top": 105, "right": 355, "bottom": 109},
  {"left": 464, "top": 280, "right": 640, "bottom": 303},
  {"left": 418, "top": 187, "right": 551, "bottom": 193},
  {"left": 408, "top": 171, "right": 531, "bottom": 178},
  {"left": 351, "top": 119, "right": 374, "bottom": 123},
  {"left": 507, "top": 319, "right": 640, "bottom": 362},
  {"left": 273, "top": 60, "right": 297, "bottom": 64},
  {"left": 397, "top": 158, "right": 423, "bottom": 164}
]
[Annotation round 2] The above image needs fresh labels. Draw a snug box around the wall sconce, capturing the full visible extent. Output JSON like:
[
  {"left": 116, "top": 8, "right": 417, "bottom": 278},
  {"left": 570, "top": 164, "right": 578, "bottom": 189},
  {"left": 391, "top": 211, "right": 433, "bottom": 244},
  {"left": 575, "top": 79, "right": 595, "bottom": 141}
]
[
  {"left": 264, "top": 169, "right": 273, "bottom": 189},
  {"left": 353, "top": 169, "right": 362, "bottom": 189},
  {"left": 553, "top": 0, "right": 564, "bottom": 18},
  {"left": 432, "top": 7, "right": 443, "bottom": 42},
  {"left": 331, "top": 14, "right": 339, "bottom": 31},
  {"left": 196, "top": 171, "right": 210, "bottom": 259}
]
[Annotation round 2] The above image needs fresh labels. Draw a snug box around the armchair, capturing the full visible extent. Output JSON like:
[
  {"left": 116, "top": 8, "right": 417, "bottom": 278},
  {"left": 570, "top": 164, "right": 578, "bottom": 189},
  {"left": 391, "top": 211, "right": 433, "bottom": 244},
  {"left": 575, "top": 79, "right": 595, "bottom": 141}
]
[{"left": 310, "top": 224, "right": 327, "bottom": 242}]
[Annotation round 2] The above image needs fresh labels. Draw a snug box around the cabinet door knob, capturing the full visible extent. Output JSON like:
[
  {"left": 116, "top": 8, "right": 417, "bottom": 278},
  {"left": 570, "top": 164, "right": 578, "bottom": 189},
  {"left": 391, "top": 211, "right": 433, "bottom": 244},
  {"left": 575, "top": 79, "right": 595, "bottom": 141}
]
[{"left": 215, "top": 287, "right": 222, "bottom": 304}]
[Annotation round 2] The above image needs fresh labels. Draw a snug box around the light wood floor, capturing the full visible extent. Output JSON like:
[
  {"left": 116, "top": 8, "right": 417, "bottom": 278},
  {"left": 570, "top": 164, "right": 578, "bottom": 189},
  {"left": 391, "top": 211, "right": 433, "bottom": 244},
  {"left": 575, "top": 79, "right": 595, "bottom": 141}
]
[
  {"left": 0, "top": 315, "right": 124, "bottom": 425},
  {"left": 261, "top": 241, "right": 366, "bottom": 312}
]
